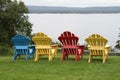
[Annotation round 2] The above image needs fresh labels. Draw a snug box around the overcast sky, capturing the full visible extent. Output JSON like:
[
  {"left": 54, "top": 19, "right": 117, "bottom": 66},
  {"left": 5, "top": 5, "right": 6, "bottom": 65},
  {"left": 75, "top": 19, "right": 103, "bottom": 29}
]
[{"left": 20, "top": 0, "right": 120, "bottom": 7}]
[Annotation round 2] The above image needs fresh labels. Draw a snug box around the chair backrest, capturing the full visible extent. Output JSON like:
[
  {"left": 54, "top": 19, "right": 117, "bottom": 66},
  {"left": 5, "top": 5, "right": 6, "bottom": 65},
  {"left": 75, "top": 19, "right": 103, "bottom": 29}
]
[
  {"left": 11, "top": 34, "right": 30, "bottom": 46},
  {"left": 32, "top": 32, "right": 52, "bottom": 45},
  {"left": 85, "top": 34, "right": 108, "bottom": 48},
  {"left": 58, "top": 31, "right": 79, "bottom": 46}
]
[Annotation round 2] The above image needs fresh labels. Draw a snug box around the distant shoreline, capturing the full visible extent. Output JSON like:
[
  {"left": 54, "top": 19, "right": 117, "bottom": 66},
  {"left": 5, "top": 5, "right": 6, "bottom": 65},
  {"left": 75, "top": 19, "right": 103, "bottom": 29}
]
[
  {"left": 28, "top": 12, "right": 120, "bottom": 14},
  {"left": 27, "top": 5, "right": 120, "bottom": 14}
]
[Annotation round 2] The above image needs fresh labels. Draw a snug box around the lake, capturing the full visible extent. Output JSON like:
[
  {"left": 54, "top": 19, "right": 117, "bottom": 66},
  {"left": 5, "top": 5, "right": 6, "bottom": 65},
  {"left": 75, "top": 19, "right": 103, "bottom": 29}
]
[{"left": 28, "top": 13, "right": 120, "bottom": 48}]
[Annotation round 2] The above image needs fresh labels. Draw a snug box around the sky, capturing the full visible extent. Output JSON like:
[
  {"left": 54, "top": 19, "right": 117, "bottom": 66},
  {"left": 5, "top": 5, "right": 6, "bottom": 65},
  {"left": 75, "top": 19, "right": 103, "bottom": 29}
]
[{"left": 19, "top": 0, "right": 120, "bottom": 7}]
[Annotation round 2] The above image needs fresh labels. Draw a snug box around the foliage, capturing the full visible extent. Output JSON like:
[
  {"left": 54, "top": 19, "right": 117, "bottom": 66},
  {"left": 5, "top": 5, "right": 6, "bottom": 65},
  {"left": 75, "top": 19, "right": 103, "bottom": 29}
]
[
  {"left": 52, "top": 41, "right": 61, "bottom": 47},
  {"left": 115, "top": 29, "right": 120, "bottom": 49},
  {"left": 0, "top": 54, "right": 120, "bottom": 80},
  {"left": 84, "top": 43, "right": 88, "bottom": 50},
  {"left": 115, "top": 40, "right": 120, "bottom": 49},
  {"left": 0, "top": 0, "right": 32, "bottom": 45},
  {"left": 0, "top": 44, "right": 13, "bottom": 55}
]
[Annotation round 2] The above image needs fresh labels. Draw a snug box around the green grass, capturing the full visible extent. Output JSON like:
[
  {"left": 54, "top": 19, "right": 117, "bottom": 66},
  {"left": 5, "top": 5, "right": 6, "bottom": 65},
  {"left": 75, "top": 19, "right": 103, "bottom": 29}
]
[{"left": 0, "top": 54, "right": 120, "bottom": 80}]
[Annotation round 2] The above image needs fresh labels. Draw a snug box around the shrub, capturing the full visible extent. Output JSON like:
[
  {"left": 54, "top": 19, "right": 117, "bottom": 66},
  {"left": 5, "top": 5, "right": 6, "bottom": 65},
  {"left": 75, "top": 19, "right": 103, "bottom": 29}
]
[{"left": 0, "top": 44, "right": 13, "bottom": 56}]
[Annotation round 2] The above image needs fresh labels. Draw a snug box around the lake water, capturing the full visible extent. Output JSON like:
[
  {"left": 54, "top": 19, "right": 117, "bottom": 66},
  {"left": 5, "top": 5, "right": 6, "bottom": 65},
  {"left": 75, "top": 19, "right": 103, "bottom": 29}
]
[{"left": 28, "top": 13, "right": 120, "bottom": 48}]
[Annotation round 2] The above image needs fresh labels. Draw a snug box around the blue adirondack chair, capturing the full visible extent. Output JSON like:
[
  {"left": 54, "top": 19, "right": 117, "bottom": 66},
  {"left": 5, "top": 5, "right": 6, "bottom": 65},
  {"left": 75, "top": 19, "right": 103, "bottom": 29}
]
[{"left": 11, "top": 34, "right": 35, "bottom": 60}]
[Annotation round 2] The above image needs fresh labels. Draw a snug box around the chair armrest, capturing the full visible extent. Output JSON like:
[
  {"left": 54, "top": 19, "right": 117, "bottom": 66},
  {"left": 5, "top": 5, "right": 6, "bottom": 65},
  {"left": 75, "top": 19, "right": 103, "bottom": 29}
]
[
  {"left": 105, "top": 45, "right": 111, "bottom": 48},
  {"left": 88, "top": 45, "right": 90, "bottom": 48},
  {"left": 51, "top": 44, "right": 58, "bottom": 49},
  {"left": 105, "top": 45, "right": 111, "bottom": 54},
  {"left": 28, "top": 45, "right": 35, "bottom": 54},
  {"left": 77, "top": 45, "right": 84, "bottom": 49},
  {"left": 51, "top": 44, "right": 58, "bottom": 53},
  {"left": 77, "top": 45, "right": 84, "bottom": 54}
]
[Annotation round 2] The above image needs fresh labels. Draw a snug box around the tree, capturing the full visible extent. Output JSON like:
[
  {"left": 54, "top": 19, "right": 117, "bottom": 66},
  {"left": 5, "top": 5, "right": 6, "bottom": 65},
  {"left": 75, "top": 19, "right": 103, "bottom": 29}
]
[
  {"left": 115, "top": 28, "right": 120, "bottom": 49},
  {"left": 0, "top": 0, "right": 32, "bottom": 45},
  {"left": 115, "top": 40, "right": 120, "bottom": 49}
]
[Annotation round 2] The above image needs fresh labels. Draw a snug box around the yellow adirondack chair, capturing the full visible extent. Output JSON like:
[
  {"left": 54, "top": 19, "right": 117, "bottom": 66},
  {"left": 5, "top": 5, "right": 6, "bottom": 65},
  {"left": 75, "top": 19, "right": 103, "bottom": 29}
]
[
  {"left": 32, "top": 32, "right": 58, "bottom": 61},
  {"left": 85, "top": 34, "right": 110, "bottom": 63}
]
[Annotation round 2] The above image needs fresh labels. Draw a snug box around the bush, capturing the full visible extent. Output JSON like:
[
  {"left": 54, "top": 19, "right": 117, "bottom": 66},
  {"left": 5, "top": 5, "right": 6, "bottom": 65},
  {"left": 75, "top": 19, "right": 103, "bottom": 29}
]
[{"left": 0, "top": 44, "right": 13, "bottom": 56}]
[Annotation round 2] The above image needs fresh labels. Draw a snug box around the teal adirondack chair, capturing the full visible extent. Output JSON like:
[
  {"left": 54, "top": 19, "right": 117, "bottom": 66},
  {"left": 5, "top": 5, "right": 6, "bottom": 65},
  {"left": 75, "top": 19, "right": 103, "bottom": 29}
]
[{"left": 11, "top": 34, "right": 35, "bottom": 60}]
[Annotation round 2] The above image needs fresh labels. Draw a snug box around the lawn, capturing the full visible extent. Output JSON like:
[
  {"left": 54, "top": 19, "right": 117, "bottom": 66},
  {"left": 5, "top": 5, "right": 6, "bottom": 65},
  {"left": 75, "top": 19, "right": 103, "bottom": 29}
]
[{"left": 0, "top": 53, "right": 120, "bottom": 80}]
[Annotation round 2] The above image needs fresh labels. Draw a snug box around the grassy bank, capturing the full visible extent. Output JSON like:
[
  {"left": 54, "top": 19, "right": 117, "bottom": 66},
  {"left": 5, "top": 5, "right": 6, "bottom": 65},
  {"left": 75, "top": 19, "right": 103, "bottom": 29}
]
[{"left": 0, "top": 54, "right": 120, "bottom": 80}]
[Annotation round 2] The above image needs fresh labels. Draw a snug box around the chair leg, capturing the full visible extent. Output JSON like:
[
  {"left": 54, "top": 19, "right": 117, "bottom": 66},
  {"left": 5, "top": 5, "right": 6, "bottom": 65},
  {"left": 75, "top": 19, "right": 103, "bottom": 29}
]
[
  {"left": 31, "top": 47, "right": 35, "bottom": 58},
  {"left": 53, "top": 49, "right": 57, "bottom": 58},
  {"left": 13, "top": 51, "right": 19, "bottom": 61},
  {"left": 103, "top": 55, "right": 106, "bottom": 63},
  {"left": 80, "top": 54, "right": 83, "bottom": 59},
  {"left": 52, "top": 51, "right": 56, "bottom": 59},
  {"left": 75, "top": 56, "right": 78, "bottom": 61},
  {"left": 75, "top": 54, "right": 79, "bottom": 61},
  {"left": 88, "top": 55, "right": 92, "bottom": 63},
  {"left": 49, "top": 54, "right": 53, "bottom": 61},
  {"left": 13, "top": 54, "right": 17, "bottom": 61},
  {"left": 30, "top": 49, "right": 35, "bottom": 58},
  {"left": 35, "top": 51, "right": 39, "bottom": 61},
  {"left": 26, "top": 49, "right": 30, "bottom": 60},
  {"left": 26, "top": 54, "right": 30, "bottom": 60},
  {"left": 35, "top": 54, "right": 39, "bottom": 61},
  {"left": 62, "top": 53, "right": 66, "bottom": 61},
  {"left": 81, "top": 51, "right": 84, "bottom": 59},
  {"left": 103, "top": 59, "right": 105, "bottom": 63},
  {"left": 66, "top": 54, "right": 68, "bottom": 60}
]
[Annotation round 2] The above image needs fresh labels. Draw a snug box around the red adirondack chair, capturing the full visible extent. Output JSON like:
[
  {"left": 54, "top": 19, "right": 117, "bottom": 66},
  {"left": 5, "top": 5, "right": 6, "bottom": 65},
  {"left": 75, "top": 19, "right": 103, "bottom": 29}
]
[{"left": 58, "top": 31, "right": 84, "bottom": 61}]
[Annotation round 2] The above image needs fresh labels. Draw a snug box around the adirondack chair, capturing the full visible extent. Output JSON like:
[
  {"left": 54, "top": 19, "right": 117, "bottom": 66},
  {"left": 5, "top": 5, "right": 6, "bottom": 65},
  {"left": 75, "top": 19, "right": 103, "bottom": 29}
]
[
  {"left": 11, "top": 34, "right": 35, "bottom": 60},
  {"left": 32, "top": 32, "right": 58, "bottom": 61},
  {"left": 58, "top": 31, "right": 84, "bottom": 61},
  {"left": 85, "top": 34, "right": 110, "bottom": 63}
]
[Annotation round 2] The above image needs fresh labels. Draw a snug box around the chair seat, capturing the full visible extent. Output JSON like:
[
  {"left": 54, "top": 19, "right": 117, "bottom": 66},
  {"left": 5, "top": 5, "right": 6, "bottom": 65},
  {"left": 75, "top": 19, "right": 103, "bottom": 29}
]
[
  {"left": 14, "top": 46, "right": 28, "bottom": 49},
  {"left": 35, "top": 45, "right": 52, "bottom": 49},
  {"left": 62, "top": 46, "right": 78, "bottom": 48}
]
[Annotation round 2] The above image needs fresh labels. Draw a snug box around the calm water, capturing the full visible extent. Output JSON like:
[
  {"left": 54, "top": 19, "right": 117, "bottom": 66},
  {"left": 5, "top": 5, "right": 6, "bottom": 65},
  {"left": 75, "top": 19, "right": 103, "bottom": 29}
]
[{"left": 28, "top": 14, "right": 120, "bottom": 48}]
